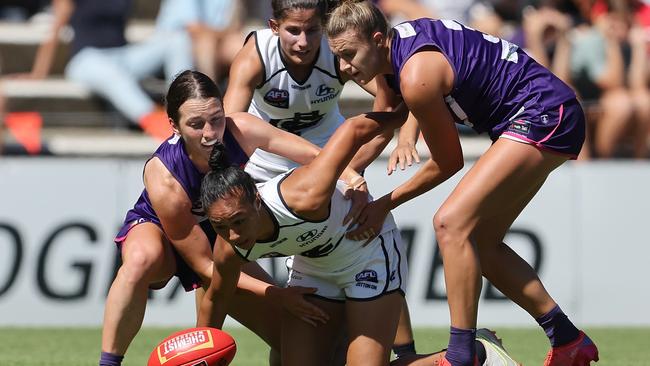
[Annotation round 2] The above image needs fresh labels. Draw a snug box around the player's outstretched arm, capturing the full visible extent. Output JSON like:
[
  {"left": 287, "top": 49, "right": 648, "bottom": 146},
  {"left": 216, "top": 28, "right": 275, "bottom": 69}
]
[
  {"left": 281, "top": 106, "right": 408, "bottom": 219},
  {"left": 197, "top": 237, "right": 244, "bottom": 329},
  {"left": 227, "top": 112, "right": 321, "bottom": 166},
  {"left": 227, "top": 112, "right": 367, "bottom": 193}
]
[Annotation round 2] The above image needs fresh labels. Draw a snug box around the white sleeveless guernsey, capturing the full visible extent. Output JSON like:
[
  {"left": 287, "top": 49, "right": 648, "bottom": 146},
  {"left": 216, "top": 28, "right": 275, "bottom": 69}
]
[
  {"left": 231, "top": 173, "right": 407, "bottom": 300},
  {"left": 246, "top": 29, "right": 346, "bottom": 181},
  {"left": 233, "top": 173, "right": 395, "bottom": 266}
]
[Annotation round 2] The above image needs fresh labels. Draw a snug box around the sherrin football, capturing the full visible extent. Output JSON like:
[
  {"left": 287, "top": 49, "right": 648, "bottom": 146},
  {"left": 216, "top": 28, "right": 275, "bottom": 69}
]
[{"left": 147, "top": 327, "right": 236, "bottom": 366}]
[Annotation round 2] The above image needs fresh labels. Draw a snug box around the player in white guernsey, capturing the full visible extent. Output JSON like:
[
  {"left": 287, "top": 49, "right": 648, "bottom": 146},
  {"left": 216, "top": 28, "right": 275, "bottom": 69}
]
[
  {"left": 222, "top": 1, "right": 426, "bottom": 362},
  {"left": 223, "top": 0, "right": 389, "bottom": 182},
  {"left": 197, "top": 111, "right": 408, "bottom": 365}
]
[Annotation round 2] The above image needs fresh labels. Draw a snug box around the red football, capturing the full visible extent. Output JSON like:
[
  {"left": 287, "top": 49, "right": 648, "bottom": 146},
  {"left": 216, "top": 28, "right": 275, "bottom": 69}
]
[{"left": 147, "top": 327, "right": 236, "bottom": 366}]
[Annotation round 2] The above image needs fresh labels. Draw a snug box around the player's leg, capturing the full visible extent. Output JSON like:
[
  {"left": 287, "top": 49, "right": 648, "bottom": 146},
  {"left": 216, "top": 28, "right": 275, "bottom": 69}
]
[
  {"left": 471, "top": 178, "right": 552, "bottom": 316},
  {"left": 345, "top": 292, "right": 403, "bottom": 366},
  {"left": 392, "top": 297, "right": 417, "bottom": 358},
  {"left": 391, "top": 328, "right": 525, "bottom": 366},
  {"left": 281, "top": 296, "right": 346, "bottom": 366},
  {"left": 468, "top": 160, "right": 597, "bottom": 364},
  {"left": 434, "top": 138, "right": 567, "bottom": 366},
  {"left": 101, "top": 223, "right": 176, "bottom": 357}
]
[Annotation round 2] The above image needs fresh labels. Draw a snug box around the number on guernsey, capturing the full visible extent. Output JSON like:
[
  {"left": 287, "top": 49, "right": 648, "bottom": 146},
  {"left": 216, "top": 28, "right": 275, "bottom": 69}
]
[{"left": 438, "top": 19, "right": 518, "bottom": 63}]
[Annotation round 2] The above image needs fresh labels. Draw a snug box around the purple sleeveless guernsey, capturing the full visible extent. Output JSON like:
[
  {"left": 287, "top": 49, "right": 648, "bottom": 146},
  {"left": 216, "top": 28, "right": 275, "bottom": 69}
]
[
  {"left": 387, "top": 19, "right": 579, "bottom": 141},
  {"left": 116, "top": 128, "right": 247, "bottom": 240}
]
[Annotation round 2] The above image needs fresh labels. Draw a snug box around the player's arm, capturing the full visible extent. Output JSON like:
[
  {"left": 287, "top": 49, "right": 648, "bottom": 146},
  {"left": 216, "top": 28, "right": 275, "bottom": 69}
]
[
  {"left": 281, "top": 104, "right": 408, "bottom": 218},
  {"left": 366, "top": 74, "right": 422, "bottom": 175},
  {"left": 197, "top": 237, "right": 245, "bottom": 328},
  {"left": 374, "top": 51, "right": 463, "bottom": 207},
  {"left": 346, "top": 76, "right": 405, "bottom": 171},
  {"left": 227, "top": 112, "right": 364, "bottom": 184},
  {"left": 145, "top": 158, "right": 213, "bottom": 283},
  {"left": 226, "top": 112, "right": 321, "bottom": 165},
  {"left": 346, "top": 50, "right": 463, "bottom": 240},
  {"left": 222, "top": 33, "right": 263, "bottom": 113},
  {"left": 388, "top": 112, "right": 421, "bottom": 174}
]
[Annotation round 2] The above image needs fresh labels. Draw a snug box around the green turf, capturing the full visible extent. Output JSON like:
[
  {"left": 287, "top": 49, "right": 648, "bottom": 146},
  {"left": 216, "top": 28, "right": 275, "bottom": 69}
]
[{"left": 0, "top": 327, "right": 648, "bottom": 365}]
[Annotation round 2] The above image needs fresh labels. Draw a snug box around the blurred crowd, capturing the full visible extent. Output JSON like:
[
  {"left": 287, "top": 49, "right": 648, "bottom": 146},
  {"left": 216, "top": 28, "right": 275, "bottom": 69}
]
[{"left": 0, "top": 0, "right": 649, "bottom": 159}]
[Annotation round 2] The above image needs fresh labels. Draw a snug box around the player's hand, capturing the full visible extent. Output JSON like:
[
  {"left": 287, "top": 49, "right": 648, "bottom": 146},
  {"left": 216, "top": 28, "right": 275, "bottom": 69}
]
[
  {"left": 387, "top": 143, "right": 420, "bottom": 175},
  {"left": 342, "top": 180, "right": 369, "bottom": 226},
  {"left": 345, "top": 196, "right": 391, "bottom": 245},
  {"left": 278, "top": 286, "right": 329, "bottom": 327}
]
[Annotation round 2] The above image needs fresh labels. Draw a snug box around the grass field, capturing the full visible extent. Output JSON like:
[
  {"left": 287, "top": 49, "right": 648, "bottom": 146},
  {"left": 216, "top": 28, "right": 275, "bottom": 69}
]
[{"left": 1, "top": 327, "right": 649, "bottom": 365}]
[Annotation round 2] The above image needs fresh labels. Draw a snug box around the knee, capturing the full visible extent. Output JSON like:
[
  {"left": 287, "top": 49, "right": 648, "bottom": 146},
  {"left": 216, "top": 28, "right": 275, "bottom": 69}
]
[
  {"left": 119, "top": 247, "right": 164, "bottom": 285},
  {"left": 65, "top": 49, "right": 107, "bottom": 83},
  {"left": 600, "top": 90, "right": 634, "bottom": 121},
  {"left": 631, "top": 90, "right": 650, "bottom": 120},
  {"left": 433, "top": 207, "right": 466, "bottom": 251}
]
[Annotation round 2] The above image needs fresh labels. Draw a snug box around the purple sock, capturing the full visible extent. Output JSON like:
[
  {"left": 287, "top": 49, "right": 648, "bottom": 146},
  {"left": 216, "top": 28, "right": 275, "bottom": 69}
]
[
  {"left": 536, "top": 305, "right": 580, "bottom": 347},
  {"left": 445, "top": 326, "right": 476, "bottom": 366},
  {"left": 392, "top": 341, "right": 416, "bottom": 358},
  {"left": 99, "top": 351, "right": 123, "bottom": 366}
]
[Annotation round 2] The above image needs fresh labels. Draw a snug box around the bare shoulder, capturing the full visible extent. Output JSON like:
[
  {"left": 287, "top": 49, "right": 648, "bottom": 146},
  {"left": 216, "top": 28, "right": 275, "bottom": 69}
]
[
  {"left": 400, "top": 48, "right": 454, "bottom": 100},
  {"left": 143, "top": 157, "right": 189, "bottom": 207},
  {"left": 230, "top": 34, "right": 264, "bottom": 84}
]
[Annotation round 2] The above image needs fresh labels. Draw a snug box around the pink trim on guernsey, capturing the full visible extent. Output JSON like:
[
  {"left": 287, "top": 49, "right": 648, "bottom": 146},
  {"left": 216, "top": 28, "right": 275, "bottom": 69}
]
[
  {"left": 114, "top": 234, "right": 129, "bottom": 243},
  {"left": 115, "top": 218, "right": 157, "bottom": 244},
  {"left": 500, "top": 104, "right": 578, "bottom": 159}
]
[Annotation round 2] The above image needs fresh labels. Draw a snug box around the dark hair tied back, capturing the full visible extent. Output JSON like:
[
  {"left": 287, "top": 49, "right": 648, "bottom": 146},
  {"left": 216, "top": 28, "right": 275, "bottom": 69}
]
[
  {"left": 166, "top": 70, "right": 222, "bottom": 125},
  {"left": 201, "top": 142, "right": 258, "bottom": 212},
  {"left": 208, "top": 141, "right": 231, "bottom": 172}
]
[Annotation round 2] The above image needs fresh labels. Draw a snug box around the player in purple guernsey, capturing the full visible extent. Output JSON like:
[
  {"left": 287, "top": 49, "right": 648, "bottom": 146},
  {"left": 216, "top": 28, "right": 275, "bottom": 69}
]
[
  {"left": 326, "top": 1, "right": 598, "bottom": 366},
  {"left": 115, "top": 127, "right": 248, "bottom": 246},
  {"left": 100, "top": 70, "right": 342, "bottom": 366}
]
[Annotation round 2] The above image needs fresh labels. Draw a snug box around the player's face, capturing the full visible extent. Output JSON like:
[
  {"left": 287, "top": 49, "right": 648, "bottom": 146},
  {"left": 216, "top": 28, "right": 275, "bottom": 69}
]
[
  {"left": 207, "top": 192, "right": 262, "bottom": 250},
  {"left": 271, "top": 8, "right": 323, "bottom": 66},
  {"left": 175, "top": 97, "right": 227, "bottom": 163},
  {"left": 329, "top": 30, "right": 383, "bottom": 85}
]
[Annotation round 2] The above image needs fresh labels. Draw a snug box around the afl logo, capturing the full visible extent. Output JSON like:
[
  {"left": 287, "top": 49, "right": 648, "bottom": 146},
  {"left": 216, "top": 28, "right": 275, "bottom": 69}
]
[
  {"left": 355, "top": 270, "right": 379, "bottom": 283},
  {"left": 264, "top": 88, "right": 289, "bottom": 108},
  {"left": 297, "top": 229, "right": 318, "bottom": 243}
]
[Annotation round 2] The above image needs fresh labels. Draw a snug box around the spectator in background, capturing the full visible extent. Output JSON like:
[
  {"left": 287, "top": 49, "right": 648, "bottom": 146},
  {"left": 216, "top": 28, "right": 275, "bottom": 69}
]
[
  {"left": 18, "top": 0, "right": 172, "bottom": 140},
  {"left": 376, "top": 0, "right": 478, "bottom": 26},
  {"left": 19, "top": 0, "right": 243, "bottom": 141},
  {"left": 585, "top": 0, "right": 650, "bottom": 159},
  {"left": 375, "top": 0, "right": 513, "bottom": 56},
  {"left": 524, "top": 0, "right": 650, "bottom": 159},
  {"left": 159, "top": 0, "right": 244, "bottom": 86},
  {"left": 0, "top": 0, "right": 48, "bottom": 21}
]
